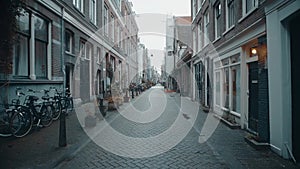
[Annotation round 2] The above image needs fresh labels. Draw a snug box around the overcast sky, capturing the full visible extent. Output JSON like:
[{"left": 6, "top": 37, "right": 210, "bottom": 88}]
[{"left": 130, "top": 0, "right": 191, "bottom": 70}]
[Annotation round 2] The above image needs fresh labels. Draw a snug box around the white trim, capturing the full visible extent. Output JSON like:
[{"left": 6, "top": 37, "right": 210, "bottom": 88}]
[
  {"left": 47, "top": 23, "right": 52, "bottom": 80},
  {"left": 29, "top": 14, "right": 36, "bottom": 80}
]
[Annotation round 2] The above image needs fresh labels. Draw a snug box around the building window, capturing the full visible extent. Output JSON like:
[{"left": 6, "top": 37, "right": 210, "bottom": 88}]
[
  {"left": 104, "top": 4, "right": 108, "bottom": 36},
  {"left": 86, "top": 43, "right": 92, "bottom": 60},
  {"left": 89, "top": 0, "right": 97, "bottom": 25},
  {"left": 244, "top": 0, "right": 258, "bottom": 15},
  {"left": 215, "top": 2, "right": 221, "bottom": 39},
  {"left": 13, "top": 10, "right": 30, "bottom": 77},
  {"left": 193, "top": 29, "right": 197, "bottom": 52},
  {"left": 204, "top": 12, "right": 209, "bottom": 46},
  {"left": 226, "top": 0, "right": 235, "bottom": 29},
  {"left": 73, "top": 0, "right": 84, "bottom": 13},
  {"left": 79, "top": 39, "right": 86, "bottom": 58},
  {"left": 111, "top": 14, "right": 115, "bottom": 43},
  {"left": 97, "top": 47, "right": 101, "bottom": 64},
  {"left": 110, "top": 57, "right": 115, "bottom": 72},
  {"left": 65, "top": 30, "right": 74, "bottom": 53},
  {"left": 197, "top": 0, "right": 202, "bottom": 12},
  {"left": 193, "top": 0, "right": 197, "bottom": 19},
  {"left": 197, "top": 23, "right": 202, "bottom": 51},
  {"left": 14, "top": 10, "right": 50, "bottom": 79}
]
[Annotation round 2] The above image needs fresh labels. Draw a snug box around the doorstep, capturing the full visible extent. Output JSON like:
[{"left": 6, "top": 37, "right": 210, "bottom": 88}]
[
  {"left": 244, "top": 135, "right": 270, "bottom": 150},
  {"left": 213, "top": 114, "right": 241, "bottom": 129}
]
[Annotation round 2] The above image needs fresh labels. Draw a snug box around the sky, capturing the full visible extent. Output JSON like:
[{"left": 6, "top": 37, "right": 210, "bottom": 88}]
[{"left": 130, "top": 0, "right": 191, "bottom": 70}]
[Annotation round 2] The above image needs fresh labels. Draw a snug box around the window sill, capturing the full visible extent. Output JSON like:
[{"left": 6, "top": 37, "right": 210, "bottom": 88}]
[
  {"left": 222, "top": 25, "right": 235, "bottom": 36},
  {"left": 212, "top": 36, "right": 221, "bottom": 44},
  {"left": 65, "top": 51, "right": 76, "bottom": 57},
  {"left": 238, "top": 7, "right": 258, "bottom": 23}
]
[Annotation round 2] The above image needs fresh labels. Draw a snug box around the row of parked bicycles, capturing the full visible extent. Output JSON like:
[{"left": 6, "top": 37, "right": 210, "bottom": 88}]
[{"left": 0, "top": 87, "right": 73, "bottom": 138}]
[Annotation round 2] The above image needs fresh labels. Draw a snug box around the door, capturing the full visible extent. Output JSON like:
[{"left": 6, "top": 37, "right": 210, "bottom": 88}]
[
  {"left": 248, "top": 62, "right": 258, "bottom": 133},
  {"left": 290, "top": 11, "right": 300, "bottom": 162}
]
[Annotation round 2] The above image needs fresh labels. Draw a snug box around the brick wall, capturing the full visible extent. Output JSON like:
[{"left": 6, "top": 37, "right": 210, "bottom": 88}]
[{"left": 257, "top": 38, "right": 269, "bottom": 142}]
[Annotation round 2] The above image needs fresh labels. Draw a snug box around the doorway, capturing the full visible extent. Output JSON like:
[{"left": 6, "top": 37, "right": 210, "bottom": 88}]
[
  {"left": 248, "top": 61, "right": 258, "bottom": 133},
  {"left": 290, "top": 11, "right": 300, "bottom": 162}
]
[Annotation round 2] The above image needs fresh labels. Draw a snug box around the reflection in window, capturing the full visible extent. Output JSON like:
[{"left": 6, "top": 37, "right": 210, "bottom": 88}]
[
  {"left": 223, "top": 68, "right": 229, "bottom": 109},
  {"left": 231, "top": 66, "right": 240, "bottom": 113}
]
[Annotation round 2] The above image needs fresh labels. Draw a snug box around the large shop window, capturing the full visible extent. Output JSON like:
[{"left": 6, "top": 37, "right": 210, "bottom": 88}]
[
  {"left": 215, "top": 55, "right": 241, "bottom": 114},
  {"left": 14, "top": 10, "right": 50, "bottom": 79}
]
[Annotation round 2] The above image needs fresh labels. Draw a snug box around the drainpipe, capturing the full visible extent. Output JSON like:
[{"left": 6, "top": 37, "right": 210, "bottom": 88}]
[{"left": 59, "top": 6, "right": 67, "bottom": 147}]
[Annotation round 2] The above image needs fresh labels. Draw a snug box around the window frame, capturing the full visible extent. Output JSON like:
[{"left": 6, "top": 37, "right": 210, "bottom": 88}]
[
  {"left": 214, "top": 2, "right": 222, "bottom": 39},
  {"left": 73, "top": 0, "right": 84, "bottom": 13},
  {"left": 226, "top": 0, "right": 235, "bottom": 30},
  {"left": 89, "top": 0, "right": 97, "bottom": 25},
  {"left": 103, "top": 4, "right": 109, "bottom": 36},
  {"left": 204, "top": 12, "right": 209, "bottom": 46},
  {"left": 243, "top": 0, "right": 258, "bottom": 16}
]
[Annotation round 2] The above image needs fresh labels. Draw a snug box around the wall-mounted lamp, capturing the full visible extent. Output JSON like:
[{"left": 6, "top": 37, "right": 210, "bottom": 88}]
[{"left": 250, "top": 45, "right": 258, "bottom": 57}]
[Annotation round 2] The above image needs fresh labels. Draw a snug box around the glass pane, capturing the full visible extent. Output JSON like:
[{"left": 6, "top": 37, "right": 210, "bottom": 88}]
[
  {"left": 13, "top": 34, "right": 29, "bottom": 76},
  {"left": 216, "top": 72, "right": 220, "bottom": 105},
  {"left": 35, "top": 40, "right": 47, "bottom": 78},
  {"left": 65, "top": 32, "right": 71, "bottom": 52},
  {"left": 34, "top": 15, "right": 48, "bottom": 41},
  {"left": 17, "top": 10, "right": 30, "bottom": 35},
  {"left": 231, "top": 66, "right": 240, "bottom": 113},
  {"left": 223, "top": 68, "right": 229, "bottom": 108}
]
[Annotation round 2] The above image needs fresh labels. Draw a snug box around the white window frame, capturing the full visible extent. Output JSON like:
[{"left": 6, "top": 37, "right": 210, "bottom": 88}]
[
  {"left": 73, "top": 0, "right": 84, "bottom": 13},
  {"left": 197, "top": 0, "right": 202, "bottom": 12},
  {"left": 89, "top": 0, "right": 97, "bottom": 25},
  {"left": 192, "top": 28, "right": 197, "bottom": 53},
  {"left": 197, "top": 23, "right": 202, "bottom": 52},
  {"left": 103, "top": 4, "right": 108, "bottom": 36},
  {"left": 204, "top": 12, "right": 209, "bottom": 46},
  {"left": 215, "top": 2, "right": 222, "bottom": 40},
  {"left": 14, "top": 10, "right": 52, "bottom": 80},
  {"left": 79, "top": 39, "right": 86, "bottom": 59},
  {"left": 225, "top": 0, "right": 235, "bottom": 30},
  {"left": 243, "top": 0, "right": 258, "bottom": 16},
  {"left": 193, "top": 0, "right": 197, "bottom": 19},
  {"left": 97, "top": 47, "right": 101, "bottom": 64},
  {"left": 111, "top": 14, "right": 115, "bottom": 43}
]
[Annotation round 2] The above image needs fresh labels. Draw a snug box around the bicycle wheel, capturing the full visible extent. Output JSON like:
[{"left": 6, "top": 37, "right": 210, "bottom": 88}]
[
  {"left": 40, "top": 105, "right": 53, "bottom": 127},
  {"left": 52, "top": 100, "right": 61, "bottom": 120},
  {"left": 0, "top": 110, "right": 13, "bottom": 137},
  {"left": 10, "top": 108, "right": 33, "bottom": 138}
]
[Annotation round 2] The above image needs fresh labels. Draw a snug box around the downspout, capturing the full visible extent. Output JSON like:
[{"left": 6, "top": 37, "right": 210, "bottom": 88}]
[{"left": 61, "top": 7, "right": 66, "bottom": 94}]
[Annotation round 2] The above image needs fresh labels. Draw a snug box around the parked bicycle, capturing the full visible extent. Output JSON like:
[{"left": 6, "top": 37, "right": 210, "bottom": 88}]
[
  {"left": 0, "top": 88, "right": 24, "bottom": 137},
  {"left": 10, "top": 88, "right": 53, "bottom": 138}
]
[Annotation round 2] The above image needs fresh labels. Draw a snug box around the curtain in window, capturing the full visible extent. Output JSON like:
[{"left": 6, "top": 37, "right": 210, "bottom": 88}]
[{"left": 13, "top": 35, "right": 29, "bottom": 76}]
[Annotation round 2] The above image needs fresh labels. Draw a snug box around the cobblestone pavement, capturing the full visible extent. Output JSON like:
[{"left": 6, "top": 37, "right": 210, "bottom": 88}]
[{"left": 57, "top": 86, "right": 299, "bottom": 169}]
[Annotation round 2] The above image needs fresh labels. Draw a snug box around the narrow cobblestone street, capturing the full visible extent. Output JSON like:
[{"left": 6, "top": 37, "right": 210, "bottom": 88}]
[{"left": 56, "top": 85, "right": 298, "bottom": 169}]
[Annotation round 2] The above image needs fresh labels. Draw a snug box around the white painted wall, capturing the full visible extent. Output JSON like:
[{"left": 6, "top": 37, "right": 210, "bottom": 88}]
[{"left": 266, "top": 0, "right": 300, "bottom": 159}]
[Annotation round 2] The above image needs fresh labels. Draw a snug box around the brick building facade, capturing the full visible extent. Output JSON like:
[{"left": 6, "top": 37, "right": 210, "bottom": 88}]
[
  {"left": 191, "top": 0, "right": 270, "bottom": 145},
  {"left": 0, "top": 0, "right": 140, "bottom": 106}
]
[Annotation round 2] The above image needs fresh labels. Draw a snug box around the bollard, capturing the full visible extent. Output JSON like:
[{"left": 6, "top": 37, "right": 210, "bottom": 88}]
[
  {"left": 59, "top": 110, "right": 67, "bottom": 147},
  {"left": 132, "top": 90, "right": 134, "bottom": 98}
]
